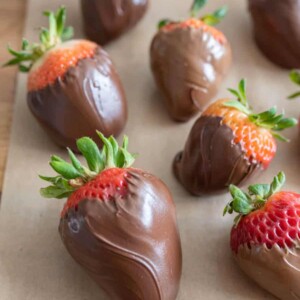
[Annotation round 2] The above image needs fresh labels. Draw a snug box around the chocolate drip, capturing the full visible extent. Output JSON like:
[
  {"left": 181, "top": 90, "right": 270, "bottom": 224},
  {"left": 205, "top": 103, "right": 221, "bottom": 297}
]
[
  {"left": 173, "top": 116, "right": 260, "bottom": 195},
  {"left": 27, "top": 47, "right": 127, "bottom": 151},
  {"left": 248, "top": 0, "right": 300, "bottom": 69},
  {"left": 59, "top": 170, "right": 182, "bottom": 300},
  {"left": 81, "top": 0, "right": 149, "bottom": 45},
  {"left": 150, "top": 27, "right": 231, "bottom": 122}
]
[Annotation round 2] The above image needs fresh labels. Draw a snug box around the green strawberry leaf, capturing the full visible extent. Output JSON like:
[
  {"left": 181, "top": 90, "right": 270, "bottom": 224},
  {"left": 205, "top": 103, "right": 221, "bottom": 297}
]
[
  {"left": 67, "top": 148, "right": 84, "bottom": 173},
  {"left": 248, "top": 184, "right": 270, "bottom": 198},
  {"left": 290, "top": 70, "right": 300, "bottom": 85},
  {"left": 76, "top": 137, "right": 104, "bottom": 173},
  {"left": 157, "top": 19, "right": 172, "bottom": 29},
  {"left": 213, "top": 6, "right": 228, "bottom": 19},
  {"left": 40, "top": 186, "right": 73, "bottom": 199},
  {"left": 223, "top": 100, "right": 252, "bottom": 115},
  {"left": 50, "top": 160, "right": 82, "bottom": 180},
  {"left": 61, "top": 27, "right": 74, "bottom": 41},
  {"left": 273, "top": 118, "right": 298, "bottom": 131},
  {"left": 201, "top": 5, "right": 228, "bottom": 26},
  {"left": 191, "top": 0, "right": 208, "bottom": 17},
  {"left": 268, "top": 171, "right": 285, "bottom": 197},
  {"left": 288, "top": 91, "right": 300, "bottom": 100},
  {"left": 3, "top": 6, "right": 73, "bottom": 72}
]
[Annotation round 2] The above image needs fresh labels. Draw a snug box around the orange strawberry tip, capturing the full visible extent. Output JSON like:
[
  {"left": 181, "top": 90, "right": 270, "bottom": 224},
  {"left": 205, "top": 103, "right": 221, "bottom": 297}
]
[
  {"left": 203, "top": 99, "right": 277, "bottom": 167},
  {"left": 159, "top": 18, "right": 226, "bottom": 44},
  {"left": 28, "top": 40, "right": 97, "bottom": 92}
]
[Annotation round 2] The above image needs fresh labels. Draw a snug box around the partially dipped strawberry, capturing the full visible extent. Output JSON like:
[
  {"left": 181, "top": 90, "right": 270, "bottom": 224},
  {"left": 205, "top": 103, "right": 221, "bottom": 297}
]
[
  {"left": 173, "top": 79, "right": 297, "bottom": 195},
  {"left": 4, "top": 7, "right": 127, "bottom": 151},
  {"left": 150, "top": 0, "right": 232, "bottom": 122},
  {"left": 224, "top": 172, "right": 300, "bottom": 300},
  {"left": 40, "top": 133, "right": 182, "bottom": 300}
]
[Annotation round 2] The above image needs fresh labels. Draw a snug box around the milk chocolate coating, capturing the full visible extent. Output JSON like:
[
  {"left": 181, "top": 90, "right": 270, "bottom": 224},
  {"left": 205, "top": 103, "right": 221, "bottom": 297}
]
[
  {"left": 150, "top": 27, "right": 232, "bottom": 122},
  {"left": 248, "top": 0, "right": 300, "bottom": 69},
  {"left": 235, "top": 244, "right": 300, "bottom": 300},
  {"left": 27, "top": 47, "right": 127, "bottom": 151},
  {"left": 59, "top": 170, "right": 182, "bottom": 300},
  {"left": 173, "top": 116, "right": 260, "bottom": 195},
  {"left": 81, "top": 0, "right": 149, "bottom": 45}
]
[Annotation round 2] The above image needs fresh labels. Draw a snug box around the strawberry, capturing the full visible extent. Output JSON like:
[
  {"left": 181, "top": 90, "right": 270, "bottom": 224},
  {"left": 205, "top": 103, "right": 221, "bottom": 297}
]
[
  {"left": 4, "top": 7, "right": 127, "bottom": 151},
  {"left": 224, "top": 172, "right": 300, "bottom": 300},
  {"left": 248, "top": 0, "right": 300, "bottom": 69},
  {"left": 150, "top": 0, "right": 232, "bottom": 122},
  {"left": 40, "top": 132, "right": 182, "bottom": 300},
  {"left": 173, "top": 79, "right": 297, "bottom": 195},
  {"left": 81, "top": 0, "right": 149, "bottom": 45}
]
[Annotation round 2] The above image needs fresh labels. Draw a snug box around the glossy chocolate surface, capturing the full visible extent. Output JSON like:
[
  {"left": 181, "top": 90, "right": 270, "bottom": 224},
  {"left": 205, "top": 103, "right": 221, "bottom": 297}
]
[
  {"left": 150, "top": 26, "right": 231, "bottom": 122},
  {"left": 248, "top": 0, "right": 300, "bottom": 69},
  {"left": 173, "top": 116, "right": 260, "bottom": 195},
  {"left": 59, "top": 170, "right": 182, "bottom": 300},
  {"left": 236, "top": 244, "right": 300, "bottom": 300},
  {"left": 81, "top": 0, "right": 149, "bottom": 45},
  {"left": 27, "top": 47, "right": 127, "bottom": 151}
]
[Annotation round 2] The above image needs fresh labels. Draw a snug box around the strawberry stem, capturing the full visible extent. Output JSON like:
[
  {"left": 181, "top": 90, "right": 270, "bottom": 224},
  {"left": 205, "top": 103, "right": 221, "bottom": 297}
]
[
  {"left": 223, "top": 172, "right": 286, "bottom": 225},
  {"left": 39, "top": 133, "right": 136, "bottom": 199},
  {"left": 3, "top": 6, "right": 73, "bottom": 73},
  {"left": 224, "top": 79, "right": 298, "bottom": 142}
]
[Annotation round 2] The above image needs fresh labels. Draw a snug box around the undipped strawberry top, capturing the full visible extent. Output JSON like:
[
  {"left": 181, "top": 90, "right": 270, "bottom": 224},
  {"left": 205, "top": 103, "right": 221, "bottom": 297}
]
[
  {"left": 40, "top": 132, "right": 182, "bottom": 300},
  {"left": 224, "top": 172, "right": 300, "bottom": 300},
  {"left": 174, "top": 79, "right": 297, "bottom": 195},
  {"left": 150, "top": 0, "right": 232, "bottom": 122},
  {"left": 4, "top": 7, "right": 127, "bottom": 151}
]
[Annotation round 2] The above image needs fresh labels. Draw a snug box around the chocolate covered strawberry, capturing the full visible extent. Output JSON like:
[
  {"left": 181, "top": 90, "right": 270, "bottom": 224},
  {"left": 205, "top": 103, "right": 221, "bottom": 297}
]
[
  {"left": 248, "top": 0, "right": 300, "bottom": 69},
  {"left": 4, "top": 7, "right": 127, "bottom": 151},
  {"left": 81, "top": 0, "right": 149, "bottom": 45},
  {"left": 174, "top": 79, "right": 297, "bottom": 195},
  {"left": 150, "top": 0, "right": 232, "bottom": 122},
  {"left": 224, "top": 172, "right": 300, "bottom": 300},
  {"left": 40, "top": 132, "right": 182, "bottom": 300}
]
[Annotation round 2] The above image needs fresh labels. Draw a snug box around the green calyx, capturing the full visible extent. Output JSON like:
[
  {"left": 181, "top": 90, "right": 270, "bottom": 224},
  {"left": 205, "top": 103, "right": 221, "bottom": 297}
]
[
  {"left": 39, "top": 132, "right": 136, "bottom": 199},
  {"left": 224, "top": 79, "right": 298, "bottom": 142},
  {"left": 191, "top": 0, "right": 228, "bottom": 26},
  {"left": 288, "top": 70, "right": 300, "bottom": 99},
  {"left": 223, "top": 172, "right": 286, "bottom": 225},
  {"left": 3, "top": 6, "right": 73, "bottom": 73},
  {"left": 157, "top": 0, "right": 227, "bottom": 29}
]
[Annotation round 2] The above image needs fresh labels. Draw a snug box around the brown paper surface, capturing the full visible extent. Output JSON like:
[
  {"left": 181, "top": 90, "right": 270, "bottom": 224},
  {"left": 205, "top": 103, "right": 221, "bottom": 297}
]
[{"left": 1, "top": 0, "right": 299, "bottom": 299}]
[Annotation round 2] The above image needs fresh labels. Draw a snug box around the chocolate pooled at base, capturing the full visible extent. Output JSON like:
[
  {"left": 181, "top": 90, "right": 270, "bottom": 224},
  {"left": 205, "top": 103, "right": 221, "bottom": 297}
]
[
  {"left": 81, "top": 0, "right": 149, "bottom": 45},
  {"left": 150, "top": 26, "right": 232, "bottom": 122},
  {"left": 59, "top": 170, "right": 182, "bottom": 300},
  {"left": 173, "top": 116, "right": 260, "bottom": 195},
  {"left": 27, "top": 47, "right": 127, "bottom": 151},
  {"left": 248, "top": 0, "right": 300, "bottom": 69}
]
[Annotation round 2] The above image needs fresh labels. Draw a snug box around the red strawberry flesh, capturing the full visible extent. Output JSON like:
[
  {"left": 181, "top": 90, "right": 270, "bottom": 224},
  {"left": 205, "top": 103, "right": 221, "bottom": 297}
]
[
  {"left": 231, "top": 191, "right": 300, "bottom": 253},
  {"left": 62, "top": 168, "right": 131, "bottom": 217}
]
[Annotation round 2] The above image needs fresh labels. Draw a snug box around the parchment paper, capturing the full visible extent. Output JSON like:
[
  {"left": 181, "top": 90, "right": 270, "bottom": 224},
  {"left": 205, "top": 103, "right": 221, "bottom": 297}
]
[{"left": 1, "top": 0, "right": 300, "bottom": 299}]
